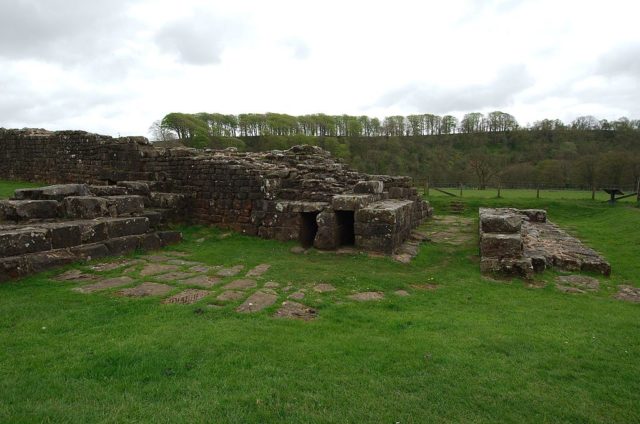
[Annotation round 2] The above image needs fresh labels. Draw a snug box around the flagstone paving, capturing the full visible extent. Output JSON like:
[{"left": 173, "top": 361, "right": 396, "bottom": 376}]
[
  {"left": 217, "top": 265, "right": 245, "bottom": 277},
  {"left": 153, "top": 271, "right": 197, "bottom": 282},
  {"left": 177, "top": 275, "right": 221, "bottom": 288},
  {"left": 223, "top": 279, "right": 257, "bottom": 290},
  {"left": 140, "top": 263, "right": 179, "bottom": 277},
  {"left": 57, "top": 253, "right": 435, "bottom": 319},
  {"left": 236, "top": 290, "right": 278, "bottom": 313},
  {"left": 274, "top": 301, "right": 317, "bottom": 320},
  {"left": 117, "top": 282, "right": 173, "bottom": 297},
  {"left": 246, "top": 264, "right": 271, "bottom": 277},
  {"left": 163, "top": 289, "right": 210, "bottom": 305},
  {"left": 73, "top": 276, "right": 135, "bottom": 294}
]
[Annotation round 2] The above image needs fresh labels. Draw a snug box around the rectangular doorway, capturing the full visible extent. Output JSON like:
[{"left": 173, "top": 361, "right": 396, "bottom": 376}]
[
  {"left": 335, "top": 211, "right": 355, "bottom": 246},
  {"left": 299, "top": 212, "right": 319, "bottom": 248}
]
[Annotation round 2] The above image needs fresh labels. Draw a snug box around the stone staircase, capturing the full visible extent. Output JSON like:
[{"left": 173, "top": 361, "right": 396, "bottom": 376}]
[{"left": 1, "top": 182, "right": 185, "bottom": 282}]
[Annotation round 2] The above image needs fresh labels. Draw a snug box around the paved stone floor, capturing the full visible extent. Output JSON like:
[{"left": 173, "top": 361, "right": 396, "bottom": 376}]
[{"left": 54, "top": 250, "right": 406, "bottom": 320}]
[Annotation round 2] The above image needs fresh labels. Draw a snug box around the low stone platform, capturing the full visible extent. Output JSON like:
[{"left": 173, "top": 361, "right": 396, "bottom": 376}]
[
  {"left": 1, "top": 183, "right": 184, "bottom": 282},
  {"left": 479, "top": 208, "right": 610, "bottom": 278}
]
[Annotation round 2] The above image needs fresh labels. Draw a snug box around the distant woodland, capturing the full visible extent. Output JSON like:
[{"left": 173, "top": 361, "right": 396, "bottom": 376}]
[{"left": 150, "top": 112, "right": 640, "bottom": 189}]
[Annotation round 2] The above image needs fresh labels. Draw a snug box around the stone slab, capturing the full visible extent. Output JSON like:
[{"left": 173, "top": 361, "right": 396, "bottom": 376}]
[
  {"left": 236, "top": 290, "right": 278, "bottom": 313},
  {"left": 73, "top": 276, "right": 134, "bottom": 293},
  {"left": 117, "top": 282, "right": 173, "bottom": 297},
  {"left": 246, "top": 264, "right": 271, "bottom": 277},
  {"left": 274, "top": 301, "right": 317, "bottom": 320},
  {"left": 224, "top": 279, "right": 257, "bottom": 290},
  {"left": 162, "top": 289, "right": 209, "bottom": 304},
  {"left": 177, "top": 275, "right": 221, "bottom": 288}
]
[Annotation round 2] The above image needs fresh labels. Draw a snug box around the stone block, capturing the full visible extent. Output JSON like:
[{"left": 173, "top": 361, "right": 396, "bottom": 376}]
[
  {"left": 313, "top": 210, "right": 339, "bottom": 250},
  {"left": 64, "top": 196, "right": 110, "bottom": 219},
  {"left": 0, "top": 227, "right": 51, "bottom": 257},
  {"left": 353, "top": 180, "right": 383, "bottom": 194},
  {"left": 480, "top": 257, "right": 533, "bottom": 279},
  {"left": 480, "top": 233, "right": 522, "bottom": 259},
  {"left": 104, "top": 195, "right": 145, "bottom": 216},
  {"left": 104, "top": 235, "right": 140, "bottom": 255},
  {"left": 14, "top": 184, "right": 90, "bottom": 201},
  {"left": 71, "top": 243, "right": 110, "bottom": 260},
  {"left": 105, "top": 217, "right": 150, "bottom": 238},
  {"left": 355, "top": 200, "right": 412, "bottom": 225},
  {"left": 88, "top": 185, "right": 128, "bottom": 196},
  {"left": 0, "top": 256, "right": 29, "bottom": 283},
  {"left": 480, "top": 213, "right": 522, "bottom": 233},
  {"left": 138, "top": 233, "right": 162, "bottom": 250},
  {"left": 41, "top": 222, "right": 82, "bottom": 249},
  {"left": 0, "top": 200, "right": 60, "bottom": 220},
  {"left": 331, "top": 194, "right": 376, "bottom": 211},
  {"left": 520, "top": 209, "right": 547, "bottom": 223},
  {"left": 28, "top": 250, "right": 77, "bottom": 273},
  {"left": 78, "top": 220, "right": 109, "bottom": 244},
  {"left": 117, "top": 181, "right": 151, "bottom": 196}
]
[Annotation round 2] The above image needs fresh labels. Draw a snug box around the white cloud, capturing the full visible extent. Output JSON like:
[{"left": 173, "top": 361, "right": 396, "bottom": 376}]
[{"left": 1, "top": 0, "right": 640, "bottom": 136}]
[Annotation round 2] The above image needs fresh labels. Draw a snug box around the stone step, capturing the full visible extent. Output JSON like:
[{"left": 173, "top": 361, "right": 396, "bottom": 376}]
[
  {"left": 140, "top": 208, "right": 173, "bottom": 229},
  {"left": 0, "top": 230, "right": 183, "bottom": 282},
  {"left": 1, "top": 200, "right": 61, "bottom": 221},
  {"left": 63, "top": 195, "right": 145, "bottom": 219},
  {"left": 0, "top": 217, "right": 150, "bottom": 258},
  {"left": 13, "top": 184, "right": 91, "bottom": 201}
]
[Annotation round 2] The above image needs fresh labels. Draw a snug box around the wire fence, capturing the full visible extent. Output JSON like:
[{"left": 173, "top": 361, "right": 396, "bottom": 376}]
[{"left": 413, "top": 178, "right": 640, "bottom": 202}]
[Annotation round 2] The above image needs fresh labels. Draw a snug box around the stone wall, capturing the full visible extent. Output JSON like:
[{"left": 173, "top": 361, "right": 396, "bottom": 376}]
[{"left": 0, "top": 129, "right": 432, "bottom": 254}]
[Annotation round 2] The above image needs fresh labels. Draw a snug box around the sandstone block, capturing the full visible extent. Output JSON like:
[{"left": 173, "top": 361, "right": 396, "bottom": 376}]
[
  {"left": 353, "top": 180, "right": 383, "bottom": 194},
  {"left": 64, "top": 196, "right": 110, "bottom": 219},
  {"left": 480, "top": 213, "right": 522, "bottom": 233},
  {"left": 480, "top": 233, "right": 522, "bottom": 259}
]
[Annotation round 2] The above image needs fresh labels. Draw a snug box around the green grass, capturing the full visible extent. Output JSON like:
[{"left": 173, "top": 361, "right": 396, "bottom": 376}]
[
  {"left": 0, "top": 180, "right": 43, "bottom": 199},
  {"left": 1, "top": 182, "right": 639, "bottom": 423}
]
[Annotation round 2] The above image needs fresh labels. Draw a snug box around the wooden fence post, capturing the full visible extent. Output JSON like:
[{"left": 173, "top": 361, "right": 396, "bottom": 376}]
[
  {"left": 459, "top": 183, "right": 463, "bottom": 197},
  {"left": 497, "top": 183, "right": 501, "bottom": 198},
  {"left": 592, "top": 184, "right": 596, "bottom": 201},
  {"left": 536, "top": 185, "right": 540, "bottom": 199},
  {"left": 425, "top": 177, "right": 430, "bottom": 197}
]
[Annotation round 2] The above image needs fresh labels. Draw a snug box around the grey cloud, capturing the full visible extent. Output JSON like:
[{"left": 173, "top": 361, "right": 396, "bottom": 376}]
[
  {"left": 154, "top": 12, "right": 244, "bottom": 65},
  {"left": 0, "top": 0, "right": 136, "bottom": 63},
  {"left": 375, "top": 65, "right": 534, "bottom": 113}
]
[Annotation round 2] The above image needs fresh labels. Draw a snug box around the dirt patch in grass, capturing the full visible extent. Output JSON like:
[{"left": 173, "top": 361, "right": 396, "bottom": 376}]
[
  {"left": 614, "top": 285, "right": 640, "bottom": 303},
  {"left": 274, "top": 301, "right": 317, "bottom": 320}
]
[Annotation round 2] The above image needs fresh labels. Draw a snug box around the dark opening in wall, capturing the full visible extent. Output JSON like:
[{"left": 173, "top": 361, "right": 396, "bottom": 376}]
[
  {"left": 299, "top": 212, "right": 319, "bottom": 248},
  {"left": 336, "top": 211, "right": 355, "bottom": 246}
]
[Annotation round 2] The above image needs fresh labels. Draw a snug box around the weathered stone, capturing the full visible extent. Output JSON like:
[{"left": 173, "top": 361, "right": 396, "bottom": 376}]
[
  {"left": 332, "top": 194, "right": 377, "bottom": 211},
  {"left": 104, "top": 235, "right": 140, "bottom": 255},
  {"left": 0, "top": 200, "right": 60, "bottom": 220},
  {"left": 614, "top": 285, "right": 640, "bottom": 303},
  {"left": 0, "top": 227, "right": 51, "bottom": 256},
  {"left": 166, "top": 259, "right": 202, "bottom": 266},
  {"left": 15, "top": 184, "right": 90, "bottom": 201},
  {"left": 162, "top": 288, "right": 209, "bottom": 304},
  {"left": 480, "top": 212, "right": 522, "bottom": 234},
  {"left": 41, "top": 222, "right": 82, "bottom": 249},
  {"left": 480, "top": 233, "right": 523, "bottom": 259},
  {"left": 354, "top": 180, "right": 384, "bottom": 194},
  {"left": 64, "top": 196, "right": 110, "bottom": 219},
  {"left": 263, "top": 281, "right": 279, "bottom": 288},
  {"left": 556, "top": 275, "right": 600, "bottom": 291},
  {"left": 29, "top": 250, "right": 77, "bottom": 273},
  {"left": 288, "top": 291, "right": 305, "bottom": 300},
  {"left": 177, "top": 275, "right": 221, "bottom": 288},
  {"left": 394, "top": 289, "right": 410, "bottom": 296},
  {"left": 104, "top": 195, "right": 145, "bottom": 216},
  {"left": 105, "top": 217, "right": 149, "bottom": 238},
  {"left": 116, "top": 181, "right": 150, "bottom": 196},
  {"left": 70, "top": 243, "right": 109, "bottom": 261},
  {"left": 274, "top": 301, "right": 317, "bottom": 320},
  {"left": 88, "top": 185, "right": 128, "bottom": 196},
  {"left": 0, "top": 256, "right": 29, "bottom": 282},
  {"left": 90, "top": 259, "right": 141, "bottom": 272},
  {"left": 236, "top": 290, "right": 278, "bottom": 313},
  {"left": 138, "top": 233, "right": 162, "bottom": 250},
  {"left": 117, "top": 282, "right": 173, "bottom": 297},
  {"left": 246, "top": 263, "right": 271, "bottom": 277},
  {"left": 157, "top": 231, "right": 182, "bottom": 246},
  {"left": 73, "top": 276, "right": 134, "bottom": 293},
  {"left": 217, "top": 265, "right": 245, "bottom": 277},
  {"left": 216, "top": 290, "right": 244, "bottom": 301},
  {"left": 153, "top": 271, "right": 196, "bottom": 282},
  {"left": 224, "top": 278, "right": 257, "bottom": 290},
  {"left": 348, "top": 291, "right": 384, "bottom": 301},
  {"left": 313, "top": 283, "right": 336, "bottom": 293},
  {"left": 54, "top": 269, "right": 98, "bottom": 282},
  {"left": 140, "top": 263, "right": 179, "bottom": 276}
]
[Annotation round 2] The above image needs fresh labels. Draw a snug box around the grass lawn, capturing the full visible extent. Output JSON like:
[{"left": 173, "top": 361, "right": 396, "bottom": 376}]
[
  {"left": 1, "top": 182, "right": 639, "bottom": 423},
  {"left": 0, "top": 180, "right": 43, "bottom": 199}
]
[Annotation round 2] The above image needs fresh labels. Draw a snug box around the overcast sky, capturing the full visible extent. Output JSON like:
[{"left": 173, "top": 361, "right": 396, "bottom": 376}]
[{"left": 1, "top": 0, "right": 639, "bottom": 137}]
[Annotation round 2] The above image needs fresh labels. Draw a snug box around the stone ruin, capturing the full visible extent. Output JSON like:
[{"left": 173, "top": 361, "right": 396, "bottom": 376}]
[
  {"left": 0, "top": 128, "right": 432, "bottom": 281},
  {"left": 479, "top": 208, "right": 611, "bottom": 279}
]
